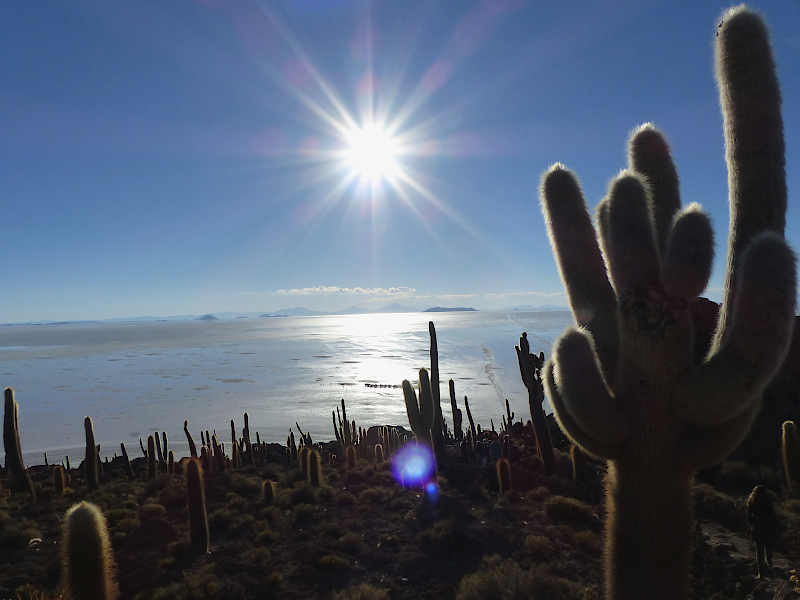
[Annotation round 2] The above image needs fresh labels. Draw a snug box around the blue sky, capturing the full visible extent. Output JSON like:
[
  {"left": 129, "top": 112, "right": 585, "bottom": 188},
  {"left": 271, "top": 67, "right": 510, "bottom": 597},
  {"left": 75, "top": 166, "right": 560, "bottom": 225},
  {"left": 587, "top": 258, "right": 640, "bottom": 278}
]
[{"left": 2, "top": 0, "right": 799, "bottom": 322}]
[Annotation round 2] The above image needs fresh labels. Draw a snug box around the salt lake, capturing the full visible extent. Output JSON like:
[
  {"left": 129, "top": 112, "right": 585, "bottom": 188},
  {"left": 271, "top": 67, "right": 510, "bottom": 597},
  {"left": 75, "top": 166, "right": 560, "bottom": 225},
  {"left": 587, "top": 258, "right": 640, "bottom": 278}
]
[{"left": 0, "top": 310, "right": 574, "bottom": 467}]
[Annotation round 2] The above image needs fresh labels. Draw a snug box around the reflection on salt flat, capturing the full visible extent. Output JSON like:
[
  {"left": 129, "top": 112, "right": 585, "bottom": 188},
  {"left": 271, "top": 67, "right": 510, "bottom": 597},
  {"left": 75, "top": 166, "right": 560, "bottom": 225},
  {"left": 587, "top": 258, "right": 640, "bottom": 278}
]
[{"left": 0, "top": 310, "right": 573, "bottom": 465}]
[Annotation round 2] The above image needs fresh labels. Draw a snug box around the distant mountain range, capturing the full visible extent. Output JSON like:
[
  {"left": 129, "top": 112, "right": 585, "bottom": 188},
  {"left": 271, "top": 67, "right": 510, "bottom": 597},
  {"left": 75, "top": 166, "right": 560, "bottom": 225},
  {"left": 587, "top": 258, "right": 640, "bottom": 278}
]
[
  {"left": 3, "top": 303, "right": 571, "bottom": 326},
  {"left": 506, "top": 304, "right": 568, "bottom": 311}
]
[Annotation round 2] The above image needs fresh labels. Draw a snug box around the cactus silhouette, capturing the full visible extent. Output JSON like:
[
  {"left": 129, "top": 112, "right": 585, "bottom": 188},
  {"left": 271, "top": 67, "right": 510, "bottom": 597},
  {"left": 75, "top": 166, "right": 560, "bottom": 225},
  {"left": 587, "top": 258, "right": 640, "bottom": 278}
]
[
  {"left": 539, "top": 7, "right": 794, "bottom": 599},
  {"left": 263, "top": 479, "right": 277, "bottom": 505},
  {"left": 186, "top": 458, "right": 209, "bottom": 554},
  {"left": 497, "top": 457, "right": 512, "bottom": 494},
  {"left": 62, "top": 501, "right": 118, "bottom": 600},
  {"left": 120, "top": 443, "right": 134, "bottom": 479},
  {"left": 782, "top": 421, "right": 800, "bottom": 494},
  {"left": 184, "top": 420, "right": 198, "bottom": 459},
  {"left": 84, "top": 417, "right": 99, "bottom": 492},
  {"left": 308, "top": 449, "right": 321, "bottom": 487},
  {"left": 3, "top": 388, "right": 35, "bottom": 499},
  {"left": 403, "top": 369, "right": 435, "bottom": 448},
  {"left": 53, "top": 465, "right": 66, "bottom": 495},
  {"left": 147, "top": 436, "right": 156, "bottom": 480}
]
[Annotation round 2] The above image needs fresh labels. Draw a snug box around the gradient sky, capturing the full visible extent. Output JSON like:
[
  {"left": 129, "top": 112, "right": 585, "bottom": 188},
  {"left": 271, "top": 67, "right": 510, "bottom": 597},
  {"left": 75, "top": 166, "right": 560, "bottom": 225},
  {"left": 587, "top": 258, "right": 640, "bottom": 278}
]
[{"left": 2, "top": 0, "right": 799, "bottom": 323}]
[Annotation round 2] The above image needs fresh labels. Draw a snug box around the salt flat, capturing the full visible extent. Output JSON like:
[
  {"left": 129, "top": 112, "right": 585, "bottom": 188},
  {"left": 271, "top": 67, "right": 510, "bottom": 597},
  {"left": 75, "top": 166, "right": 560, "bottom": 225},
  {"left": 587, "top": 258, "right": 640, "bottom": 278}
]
[{"left": 0, "top": 310, "right": 573, "bottom": 466}]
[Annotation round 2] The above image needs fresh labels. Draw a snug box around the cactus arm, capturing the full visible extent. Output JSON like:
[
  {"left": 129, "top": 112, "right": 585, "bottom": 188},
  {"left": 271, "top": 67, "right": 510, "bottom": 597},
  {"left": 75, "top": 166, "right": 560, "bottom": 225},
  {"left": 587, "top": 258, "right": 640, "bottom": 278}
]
[
  {"left": 540, "top": 165, "right": 619, "bottom": 377},
  {"left": 675, "top": 401, "right": 760, "bottom": 471},
  {"left": 553, "top": 329, "right": 631, "bottom": 445},
  {"left": 713, "top": 5, "right": 787, "bottom": 351},
  {"left": 675, "top": 232, "right": 796, "bottom": 425},
  {"left": 661, "top": 204, "right": 714, "bottom": 301},
  {"left": 627, "top": 124, "right": 682, "bottom": 255},
  {"left": 545, "top": 361, "right": 623, "bottom": 461},
  {"left": 402, "top": 380, "right": 422, "bottom": 436},
  {"left": 604, "top": 173, "right": 661, "bottom": 292}
]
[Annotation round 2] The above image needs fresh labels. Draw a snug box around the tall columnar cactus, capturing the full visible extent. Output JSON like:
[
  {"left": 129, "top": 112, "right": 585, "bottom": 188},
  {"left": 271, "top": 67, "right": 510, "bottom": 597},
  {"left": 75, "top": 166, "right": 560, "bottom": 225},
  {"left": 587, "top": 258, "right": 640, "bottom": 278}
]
[
  {"left": 449, "top": 380, "right": 463, "bottom": 440},
  {"left": 403, "top": 369, "right": 435, "bottom": 448},
  {"left": 428, "top": 322, "right": 445, "bottom": 459},
  {"left": 62, "top": 501, "right": 118, "bottom": 600},
  {"left": 496, "top": 457, "right": 512, "bottom": 494},
  {"left": 308, "top": 449, "right": 321, "bottom": 487},
  {"left": 147, "top": 435, "right": 157, "bottom": 480},
  {"left": 782, "top": 421, "right": 800, "bottom": 494},
  {"left": 184, "top": 420, "right": 198, "bottom": 459},
  {"left": 120, "top": 443, "right": 134, "bottom": 479},
  {"left": 516, "top": 333, "right": 556, "bottom": 475},
  {"left": 84, "top": 417, "right": 99, "bottom": 492},
  {"left": 3, "top": 388, "right": 35, "bottom": 499},
  {"left": 539, "top": 8, "right": 795, "bottom": 600},
  {"left": 186, "top": 458, "right": 209, "bottom": 554}
]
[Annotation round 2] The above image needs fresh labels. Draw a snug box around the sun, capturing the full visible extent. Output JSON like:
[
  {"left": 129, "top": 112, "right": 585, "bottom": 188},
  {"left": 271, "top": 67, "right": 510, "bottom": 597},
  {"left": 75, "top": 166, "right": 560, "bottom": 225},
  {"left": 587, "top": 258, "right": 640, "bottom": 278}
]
[{"left": 344, "top": 124, "right": 399, "bottom": 182}]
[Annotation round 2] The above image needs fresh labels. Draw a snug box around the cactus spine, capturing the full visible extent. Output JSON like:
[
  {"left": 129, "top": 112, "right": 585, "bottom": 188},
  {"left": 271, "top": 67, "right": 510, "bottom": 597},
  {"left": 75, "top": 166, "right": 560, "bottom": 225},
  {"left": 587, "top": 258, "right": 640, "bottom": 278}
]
[
  {"left": 782, "top": 421, "right": 800, "bottom": 494},
  {"left": 84, "top": 417, "right": 99, "bottom": 492},
  {"left": 62, "top": 501, "right": 118, "bottom": 600},
  {"left": 185, "top": 458, "right": 209, "bottom": 554},
  {"left": 3, "top": 388, "right": 35, "bottom": 499},
  {"left": 539, "top": 8, "right": 794, "bottom": 599}
]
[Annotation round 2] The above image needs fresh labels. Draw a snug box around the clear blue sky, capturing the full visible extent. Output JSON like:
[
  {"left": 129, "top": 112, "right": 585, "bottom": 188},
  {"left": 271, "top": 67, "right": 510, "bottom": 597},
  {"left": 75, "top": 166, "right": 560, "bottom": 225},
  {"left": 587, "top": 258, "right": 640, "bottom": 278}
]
[{"left": 2, "top": 0, "right": 799, "bottom": 322}]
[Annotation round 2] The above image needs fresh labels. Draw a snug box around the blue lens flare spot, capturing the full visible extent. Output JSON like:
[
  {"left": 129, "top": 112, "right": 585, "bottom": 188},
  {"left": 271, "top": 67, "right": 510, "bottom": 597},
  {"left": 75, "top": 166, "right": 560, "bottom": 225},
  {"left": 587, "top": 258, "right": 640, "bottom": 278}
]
[
  {"left": 392, "top": 443, "right": 435, "bottom": 487},
  {"left": 425, "top": 481, "right": 439, "bottom": 503}
]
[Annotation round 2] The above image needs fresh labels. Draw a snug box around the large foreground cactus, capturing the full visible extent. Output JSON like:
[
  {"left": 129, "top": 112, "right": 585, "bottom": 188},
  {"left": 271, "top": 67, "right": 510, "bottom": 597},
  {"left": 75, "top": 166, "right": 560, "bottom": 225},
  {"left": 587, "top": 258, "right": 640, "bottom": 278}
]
[{"left": 539, "top": 7, "right": 794, "bottom": 600}]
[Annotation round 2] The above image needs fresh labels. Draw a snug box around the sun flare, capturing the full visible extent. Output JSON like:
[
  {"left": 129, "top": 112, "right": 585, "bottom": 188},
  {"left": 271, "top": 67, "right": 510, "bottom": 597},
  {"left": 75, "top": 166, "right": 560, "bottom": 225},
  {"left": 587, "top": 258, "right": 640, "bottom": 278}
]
[{"left": 344, "top": 124, "right": 398, "bottom": 181}]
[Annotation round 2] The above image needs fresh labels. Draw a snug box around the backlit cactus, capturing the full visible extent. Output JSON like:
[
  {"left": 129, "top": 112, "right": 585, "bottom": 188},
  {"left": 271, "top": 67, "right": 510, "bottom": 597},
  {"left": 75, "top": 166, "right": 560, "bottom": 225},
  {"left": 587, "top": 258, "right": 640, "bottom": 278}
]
[
  {"left": 184, "top": 420, "right": 198, "bottom": 458},
  {"left": 3, "top": 388, "right": 35, "bottom": 499},
  {"left": 308, "top": 449, "right": 321, "bottom": 487},
  {"left": 84, "top": 417, "right": 99, "bottom": 492},
  {"left": 497, "top": 457, "right": 512, "bottom": 494},
  {"left": 62, "top": 501, "right": 118, "bottom": 600},
  {"left": 147, "top": 435, "right": 156, "bottom": 480},
  {"left": 263, "top": 479, "right": 277, "bottom": 505},
  {"left": 186, "top": 458, "right": 209, "bottom": 554},
  {"left": 782, "top": 421, "right": 800, "bottom": 494},
  {"left": 539, "top": 8, "right": 794, "bottom": 599},
  {"left": 403, "top": 369, "right": 435, "bottom": 448}
]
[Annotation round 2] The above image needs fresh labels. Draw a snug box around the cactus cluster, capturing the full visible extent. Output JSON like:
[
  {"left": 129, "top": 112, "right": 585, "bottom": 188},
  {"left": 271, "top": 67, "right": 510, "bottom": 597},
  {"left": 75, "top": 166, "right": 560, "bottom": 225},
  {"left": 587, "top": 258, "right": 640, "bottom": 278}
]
[{"left": 539, "top": 7, "right": 794, "bottom": 599}]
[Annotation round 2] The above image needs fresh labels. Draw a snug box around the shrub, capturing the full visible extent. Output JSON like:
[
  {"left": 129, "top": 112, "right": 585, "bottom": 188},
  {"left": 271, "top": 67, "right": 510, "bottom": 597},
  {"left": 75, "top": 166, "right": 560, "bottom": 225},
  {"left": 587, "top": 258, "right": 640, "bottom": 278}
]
[
  {"left": 456, "top": 558, "right": 581, "bottom": 600},
  {"left": 318, "top": 554, "right": 349, "bottom": 572},
  {"left": 333, "top": 583, "right": 390, "bottom": 600},
  {"left": 334, "top": 531, "right": 363, "bottom": 554},
  {"left": 544, "top": 496, "right": 595, "bottom": 524},
  {"left": 524, "top": 534, "right": 555, "bottom": 559}
]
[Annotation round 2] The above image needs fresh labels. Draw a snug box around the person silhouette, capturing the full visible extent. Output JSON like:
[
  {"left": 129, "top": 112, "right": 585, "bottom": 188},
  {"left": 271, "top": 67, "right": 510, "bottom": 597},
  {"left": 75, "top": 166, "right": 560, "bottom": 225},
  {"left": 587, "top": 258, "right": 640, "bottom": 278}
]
[{"left": 747, "top": 485, "right": 781, "bottom": 578}]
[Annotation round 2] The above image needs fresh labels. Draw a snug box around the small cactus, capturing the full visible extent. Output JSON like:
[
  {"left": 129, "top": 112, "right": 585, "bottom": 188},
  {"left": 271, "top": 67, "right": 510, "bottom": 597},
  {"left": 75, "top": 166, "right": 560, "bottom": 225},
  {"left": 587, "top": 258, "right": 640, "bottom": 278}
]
[
  {"left": 263, "top": 479, "right": 277, "bottom": 505},
  {"left": 308, "top": 449, "right": 321, "bottom": 487},
  {"left": 346, "top": 445, "right": 356, "bottom": 470},
  {"left": 147, "top": 436, "right": 156, "bottom": 480},
  {"left": 782, "top": 421, "right": 800, "bottom": 494},
  {"left": 375, "top": 444, "right": 384, "bottom": 465},
  {"left": 186, "top": 458, "right": 209, "bottom": 554},
  {"left": 62, "top": 501, "right": 118, "bottom": 600},
  {"left": 84, "top": 417, "right": 99, "bottom": 492},
  {"left": 497, "top": 457, "right": 512, "bottom": 494},
  {"left": 120, "top": 443, "right": 134, "bottom": 479},
  {"left": 53, "top": 465, "right": 66, "bottom": 495}
]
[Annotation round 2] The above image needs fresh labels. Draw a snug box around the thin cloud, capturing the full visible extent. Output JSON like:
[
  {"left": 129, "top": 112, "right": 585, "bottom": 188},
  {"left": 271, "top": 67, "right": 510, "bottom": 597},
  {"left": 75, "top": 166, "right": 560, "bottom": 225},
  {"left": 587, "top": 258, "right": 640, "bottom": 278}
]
[
  {"left": 483, "top": 291, "right": 566, "bottom": 299},
  {"left": 279, "top": 286, "right": 417, "bottom": 297}
]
